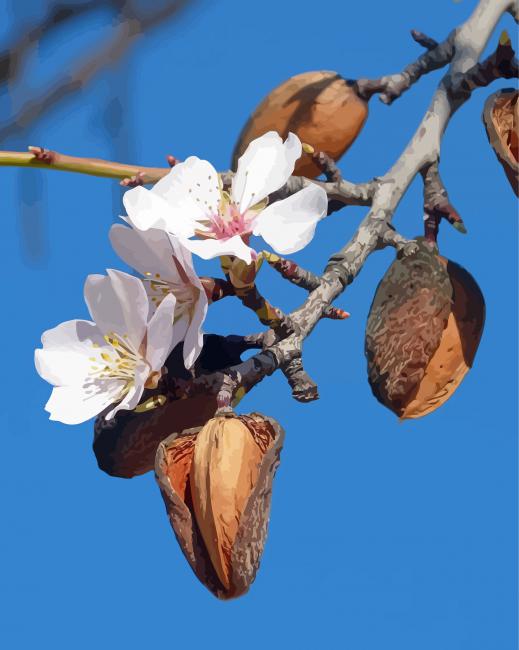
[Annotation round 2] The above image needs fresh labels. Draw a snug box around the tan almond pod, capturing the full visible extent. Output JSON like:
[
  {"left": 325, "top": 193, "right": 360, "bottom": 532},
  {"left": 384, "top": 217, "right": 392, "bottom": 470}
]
[
  {"left": 155, "top": 414, "right": 285, "bottom": 599},
  {"left": 232, "top": 71, "right": 368, "bottom": 178},
  {"left": 482, "top": 88, "right": 518, "bottom": 196},
  {"left": 365, "top": 238, "right": 485, "bottom": 419}
]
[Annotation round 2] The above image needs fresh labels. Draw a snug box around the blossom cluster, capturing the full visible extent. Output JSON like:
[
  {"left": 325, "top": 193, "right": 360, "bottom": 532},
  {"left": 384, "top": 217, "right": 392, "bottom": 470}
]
[{"left": 35, "top": 132, "right": 328, "bottom": 424}]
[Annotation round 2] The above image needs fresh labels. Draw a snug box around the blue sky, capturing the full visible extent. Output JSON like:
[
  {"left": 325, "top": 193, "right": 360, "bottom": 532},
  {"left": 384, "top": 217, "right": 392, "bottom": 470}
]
[{"left": 0, "top": 1, "right": 517, "bottom": 648}]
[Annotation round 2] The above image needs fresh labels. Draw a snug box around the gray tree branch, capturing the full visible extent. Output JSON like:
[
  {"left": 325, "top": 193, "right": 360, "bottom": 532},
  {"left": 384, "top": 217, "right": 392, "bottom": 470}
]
[{"left": 171, "top": 0, "right": 517, "bottom": 407}]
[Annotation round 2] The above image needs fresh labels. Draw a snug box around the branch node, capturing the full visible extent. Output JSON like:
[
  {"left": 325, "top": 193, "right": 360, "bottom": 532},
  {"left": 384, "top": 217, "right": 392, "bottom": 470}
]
[
  {"left": 312, "top": 150, "right": 342, "bottom": 182},
  {"left": 264, "top": 250, "right": 320, "bottom": 291},
  {"left": 28, "top": 146, "right": 55, "bottom": 164},
  {"left": 380, "top": 226, "right": 419, "bottom": 257},
  {"left": 421, "top": 162, "right": 466, "bottom": 242},
  {"left": 323, "top": 306, "right": 351, "bottom": 320},
  {"left": 120, "top": 171, "right": 145, "bottom": 188},
  {"left": 410, "top": 29, "right": 439, "bottom": 51}
]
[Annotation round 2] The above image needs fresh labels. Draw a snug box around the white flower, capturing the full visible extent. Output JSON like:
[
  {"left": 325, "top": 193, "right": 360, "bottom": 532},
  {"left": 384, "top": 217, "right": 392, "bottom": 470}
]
[
  {"left": 35, "top": 269, "right": 177, "bottom": 425},
  {"left": 122, "top": 132, "right": 328, "bottom": 264},
  {"left": 109, "top": 224, "right": 207, "bottom": 369}
]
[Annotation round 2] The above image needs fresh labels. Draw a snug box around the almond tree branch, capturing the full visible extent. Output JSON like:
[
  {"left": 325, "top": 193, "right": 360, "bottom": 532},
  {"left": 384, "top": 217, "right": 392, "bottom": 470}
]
[
  {"left": 1, "top": 1, "right": 515, "bottom": 406},
  {"left": 354, "top": 28, "right": 456, "bottom": 104},
  {"left": 177, "top": 0, "right": 517, "bottom": 407},
  {"left": 0, "top": 148, "right": 376, "bottom": 210}
]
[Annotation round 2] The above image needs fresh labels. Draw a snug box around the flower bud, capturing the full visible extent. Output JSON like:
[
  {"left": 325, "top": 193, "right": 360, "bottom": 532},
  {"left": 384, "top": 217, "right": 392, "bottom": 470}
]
[
  {"left": 155, "top": 413, "right": 284, "bottom": 599},
  {"left": 365, "top": 238, "right": 485, "bottom": 419},
  {"left": 232, "top": 71, "right": 368, "bottom": 178}
]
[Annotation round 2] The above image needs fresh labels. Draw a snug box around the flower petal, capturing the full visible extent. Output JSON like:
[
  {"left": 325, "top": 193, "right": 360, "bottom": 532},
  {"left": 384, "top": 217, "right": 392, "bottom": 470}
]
[
  {"left": 182, "top": 235, "right": 254, "bottom": 264},
  {"left": 123, "top": 186, "right": 195, "bottom": 238},
  {"left": 44, "top": 380, "right": 126, "bottom": 425},
  {"left": 151, "top": 157, "right": 220, "bottom": 221},
  {"left": 146, "top": 293, "right": 177, "bottom": 372},
  {"left": 35, "top": 320, "right": 109, "bottom": 387},
  {"left": 110, "top": 224, "right": 186, "bottom": 283},
  {"left": 254, "top": 184, "right": 328, "bottom": 255},
  {"left": 105, "top": 368, "right": 148, "bottom": 420},
  {"left": 232, "top": 132, "right": 302, "bottom": 212},
  {"left": 84, "top": 270, "right": 149, "bottom": 349},
  {"left": 181, "top": 289, "right": 208, "bottom": 369}
]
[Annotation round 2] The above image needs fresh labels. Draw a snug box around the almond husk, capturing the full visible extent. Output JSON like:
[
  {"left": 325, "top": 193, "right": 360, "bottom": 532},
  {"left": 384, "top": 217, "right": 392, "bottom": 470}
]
[
  {"left": 232, "top": 71, "right": 368, "bottom": 178},
  {"left": 365, "top": 238, "right": 485, "bottom": 419},
  {"left": 482, "top": 88, "right": 518, "bottom": 196},
  {"left": 155, "top": 413, "right": 284, "bottom": 599},
  {"left": 93, "top": 393, "right": 218, "bottom": 478}
]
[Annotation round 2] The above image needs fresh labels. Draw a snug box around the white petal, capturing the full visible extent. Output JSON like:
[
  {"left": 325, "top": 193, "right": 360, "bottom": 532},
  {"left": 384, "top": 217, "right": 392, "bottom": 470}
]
[
  {"left": 168, "top": 233, "right": 204, "bottom": 291},
  {"left": 151, "top": 157, "right": 220, "bottom": 221},
  {"left": 35, "top": 320, "right": 109, "bottom": 387},
  {"left": 84, "top": 270, "right": 149, "bottom": 349},
  {"left": 182, "top": 290, "right": 208, "bottom": 369},
  {"left": 232, "top": 132, "right": 302, "bottom": 213},
  {"left": 255, "top": 184, "right": 328, "bottom": 255},
  {"left": 110, "top": 224, "right": 184, "bottom": 283},
  {"left": 182, "top": 235, "right": 254, "bottom": 264},
  {"left": 123, "top": 186, "right": 195, "bottom": 238},
  {"left": 171, "top": 313, "right": 190, "bottom": 353},
  {"left": 146, "top": 293, "right": 177, "bottom": 372},
  {"left": 44, "top": 380, "right": 125, "bottom": 425},
  {"left": 105, "top": 378, "right": 146, "bottom": 420}
]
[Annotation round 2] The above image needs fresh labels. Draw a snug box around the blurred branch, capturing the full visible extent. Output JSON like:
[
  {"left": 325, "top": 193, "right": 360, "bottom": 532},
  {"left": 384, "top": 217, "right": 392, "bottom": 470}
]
[
  {"left": 0, "top": 0, "right": 194, "bottom": 142},
  {"left": 0, "top": 1, "right": 122, "bottom": 86}
]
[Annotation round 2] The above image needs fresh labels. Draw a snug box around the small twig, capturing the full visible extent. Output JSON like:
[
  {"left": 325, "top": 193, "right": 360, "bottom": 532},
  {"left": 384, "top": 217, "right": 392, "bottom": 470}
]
[
  {"left": 378, "top": 226, "right": 420, "bottom": 257},
  {"left": 410, "top": 29, "right": 439, "bottom": 51},
  {"left": 447, "top": 30, "right": 518, "bottom": 99},
  {"left": 281, "top": 357, "right": 319, "bottom": 403},
  {"left": 302, "top": 144, "right": 342, "bottom": 182},
  {"left": 234, "top": 283, "right": 296, "bottom": 334},
  {"left": 264, "top": 251, "right": 350, "bottom": 319},
  {"left": 421, "top": 162, "right": 466, "bottom": 243},
  {"left": 199, "top": 277, "right": 234, "bottom": 303},
  {"left": 355, "top": 29, "right": 456, "bottom": 104},
  {"left": 264, "top": 251, "right": 320, "bottom": 291},
  {"left": 0, "top": 148, "right": 169, "bottom": 183},
  {"left": 272, "top": 174, "right": 374, "bottom": 213}
]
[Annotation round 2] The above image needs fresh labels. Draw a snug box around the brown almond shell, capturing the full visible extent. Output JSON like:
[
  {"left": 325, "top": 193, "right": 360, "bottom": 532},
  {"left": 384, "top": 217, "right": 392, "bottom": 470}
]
[
  {"left": 365, "top": 239, "right": 485, "bottom": 419},
  {"left": 155, "top": 413, "right": 285, "bottom": 600},
  {"left": 482, "top": 88, "right": 518, "bottom": 196},
  {"left": 93, "top": 393, "right": 218, "bottom": 479},
  {"left": 92, "top": 335, "right": 252, "bottom": 479},
  {"left": 232, "top": 71, "right": 368, "bottom": 178}
]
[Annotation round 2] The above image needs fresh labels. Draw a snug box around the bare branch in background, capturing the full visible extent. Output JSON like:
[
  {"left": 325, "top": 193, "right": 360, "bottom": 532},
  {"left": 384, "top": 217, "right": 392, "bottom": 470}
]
[
  {"left": 0, "top": 1, "right": 124, "bottom": 85},
  {"left": 0, "top": 0, "right": 195, "bottom": 142}
]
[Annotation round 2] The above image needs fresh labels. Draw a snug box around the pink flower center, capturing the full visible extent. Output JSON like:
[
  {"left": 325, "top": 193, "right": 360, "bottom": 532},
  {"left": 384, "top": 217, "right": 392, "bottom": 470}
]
[{"left": 206, "top": 202, "right": 256, "bottom": 240}]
